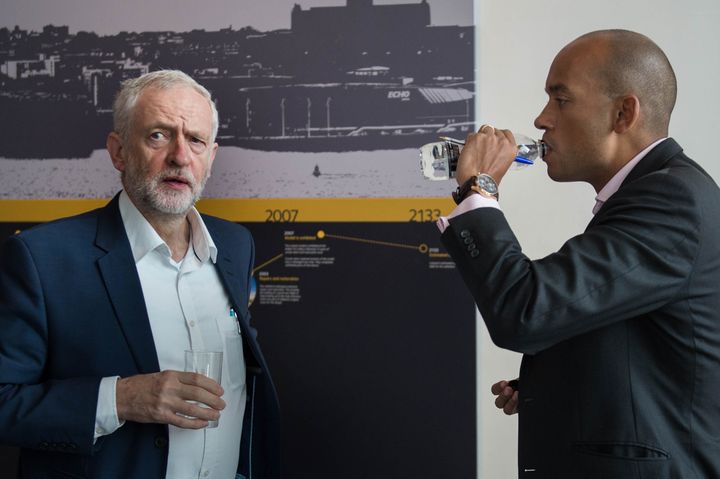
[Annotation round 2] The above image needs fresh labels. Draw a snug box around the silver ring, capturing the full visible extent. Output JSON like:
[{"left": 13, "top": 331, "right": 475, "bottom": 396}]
[{"left": 479, "top": 124, "right": 496, "bottom": 134}]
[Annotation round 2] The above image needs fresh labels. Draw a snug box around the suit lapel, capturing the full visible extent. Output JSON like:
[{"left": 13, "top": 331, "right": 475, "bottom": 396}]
[
  {"left": 204, "top": 220, "right": 249, "bottom": 320},
  {"left": 620, "top": 137, "right": 683, "bottom": 187},
  {"left": 95, "top": 195, "right": 160, "bottom": 374},
  {"left": 209, "top": 226, "right": 263, "bottom": 371},
  {"left": 586, "top": 138, "right": 683, "bottom": 229},
  {"left": 215, "top": 252, "right": 247, "bottom": 315}
]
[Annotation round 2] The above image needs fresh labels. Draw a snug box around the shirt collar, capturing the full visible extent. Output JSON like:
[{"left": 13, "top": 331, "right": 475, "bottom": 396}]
[
  {"left": 593, "top": 138, "right": 667, "bottom": 214},
  {"left": 118, "top": 191, "right": 218, "bottom": 264}
]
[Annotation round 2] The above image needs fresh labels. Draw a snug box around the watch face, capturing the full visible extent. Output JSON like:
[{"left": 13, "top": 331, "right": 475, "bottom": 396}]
[{"left": 477, "top": 174, "right": 498, "bottom": 194}]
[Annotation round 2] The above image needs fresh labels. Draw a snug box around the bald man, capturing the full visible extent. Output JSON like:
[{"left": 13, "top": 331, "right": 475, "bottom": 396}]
[{"left": 441, "top": 30, "right": 720, "bottom": 478}]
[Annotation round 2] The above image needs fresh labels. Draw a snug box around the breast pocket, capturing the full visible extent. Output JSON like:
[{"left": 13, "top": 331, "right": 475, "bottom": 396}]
[
  {"left": 216, "top": 310, "right": 247, "bottom": 391},
  {"left": 223, "top": 330, "right": 246, "bottom": 390}
]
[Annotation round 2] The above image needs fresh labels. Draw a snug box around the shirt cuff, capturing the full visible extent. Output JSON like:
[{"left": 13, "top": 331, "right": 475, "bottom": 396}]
[
  {"left": 436, "top": 193, "right": 501, "bottom": 233},
  {"left": 94, "top": 376, "right": 125, "bottom": 442}
]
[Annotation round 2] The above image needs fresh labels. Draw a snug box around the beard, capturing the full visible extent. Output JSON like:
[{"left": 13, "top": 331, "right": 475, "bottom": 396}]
[{"left": 123, "top": 161, "right": 209, "bottom": 217}]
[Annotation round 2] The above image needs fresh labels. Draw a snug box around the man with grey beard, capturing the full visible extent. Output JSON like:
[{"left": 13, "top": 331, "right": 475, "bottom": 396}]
[{"left": 0, "top": 70, "right": 281, "bottom": 479}]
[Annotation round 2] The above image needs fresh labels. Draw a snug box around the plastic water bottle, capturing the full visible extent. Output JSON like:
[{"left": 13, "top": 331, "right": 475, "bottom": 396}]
[{"left": 419, "top": 133, "right": 546, "bottom": 180}]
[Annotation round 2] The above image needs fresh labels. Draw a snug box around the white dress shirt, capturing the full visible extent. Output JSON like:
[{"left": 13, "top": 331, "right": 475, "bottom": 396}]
[{"left": 94, "top": 191, "right": 247, "bottom": 479}]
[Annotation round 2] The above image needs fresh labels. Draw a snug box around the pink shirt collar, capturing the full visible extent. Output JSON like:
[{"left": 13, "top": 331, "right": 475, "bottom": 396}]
[{"left": 593, "top": 138, "right": 666, "bottom": 215}]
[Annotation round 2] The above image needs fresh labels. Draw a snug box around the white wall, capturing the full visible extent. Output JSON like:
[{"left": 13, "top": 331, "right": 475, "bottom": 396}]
[{"left": 474, "top": 1, "right": 720, "bottom": 477}]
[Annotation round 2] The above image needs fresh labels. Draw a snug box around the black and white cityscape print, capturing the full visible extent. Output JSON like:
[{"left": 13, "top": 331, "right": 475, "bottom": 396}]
[{"left": 0, "top": 0, "right": 475, "bottom": 198}]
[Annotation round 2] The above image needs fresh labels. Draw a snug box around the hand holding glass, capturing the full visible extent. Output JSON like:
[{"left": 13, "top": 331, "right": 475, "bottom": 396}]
[{"left": 184, "top": 350, "right": 223, "bottom": 428}]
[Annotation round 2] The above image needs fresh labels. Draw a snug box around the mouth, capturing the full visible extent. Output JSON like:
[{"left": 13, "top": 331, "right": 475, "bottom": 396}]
[
  {"left": 162, "top": 176, "right": 191, "bottom": 190},
  {"left": 540, "top": 139, "right": 552, "bottom": 160}
]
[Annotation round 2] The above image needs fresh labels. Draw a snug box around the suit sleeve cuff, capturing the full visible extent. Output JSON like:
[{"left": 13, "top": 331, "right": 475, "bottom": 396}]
[{"left": 436, "top": 193, "right": 501, "bottom": 233}]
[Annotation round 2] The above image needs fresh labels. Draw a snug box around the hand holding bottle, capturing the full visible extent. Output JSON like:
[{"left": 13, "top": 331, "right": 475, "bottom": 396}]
[
  {"left": 455, "top": 125, "right": 521, "bottom": 187},
  {"left": 418, "top": 126, "right": 545, "bottom": 181}
]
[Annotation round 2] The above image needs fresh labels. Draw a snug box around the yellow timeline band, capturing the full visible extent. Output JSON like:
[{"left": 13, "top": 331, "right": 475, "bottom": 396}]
[{"left": 0, "top": 197, "right": 456, "bottom": 223}]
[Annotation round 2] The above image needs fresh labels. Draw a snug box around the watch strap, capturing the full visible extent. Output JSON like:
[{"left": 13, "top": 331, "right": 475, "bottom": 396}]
[
  {"left": 453, "top": 174, "right": 499, "bottom": 205},
  {"left": 453, "top": 176, "right": 477, "bottom": 205}
]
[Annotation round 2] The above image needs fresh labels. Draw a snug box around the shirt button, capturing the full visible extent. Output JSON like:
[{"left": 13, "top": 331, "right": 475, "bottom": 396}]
[
  {"left": 189, "top": 320, "right": 196, "bottom": 327},
  {"left": 202, "top": 471, "right": 210, "bottom": 477},
  {"left": 96, "top": 427, "right": 105, "bottom": 435}
]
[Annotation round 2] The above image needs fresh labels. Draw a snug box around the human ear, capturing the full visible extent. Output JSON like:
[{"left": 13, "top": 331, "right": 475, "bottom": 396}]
[
  {"left": 107, "top": 132, "right": 126, "bottom": 172},
  {"left": 206, "top": 142, "right": 219, "bottom": 177},
  {"left": 613, "top": 95, "right": 640, "bottom": 133}
]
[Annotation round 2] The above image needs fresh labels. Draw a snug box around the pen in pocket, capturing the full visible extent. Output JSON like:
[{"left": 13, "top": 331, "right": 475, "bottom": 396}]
[{"left": 230, "top": 308, "right": 241, "bottom": 334}]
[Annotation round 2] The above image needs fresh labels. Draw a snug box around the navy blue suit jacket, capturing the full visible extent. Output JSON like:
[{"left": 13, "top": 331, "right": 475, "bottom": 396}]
[{"left": 0, "top": 195, "right": 280, "bottom": 478}]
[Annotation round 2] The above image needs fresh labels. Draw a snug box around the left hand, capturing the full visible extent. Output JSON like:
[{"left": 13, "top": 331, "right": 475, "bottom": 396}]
[
  {"left": 490, "top": 378, "right": 519, "bottom": 415},
  {"left": 456, "top": 125, "right": 518, "bottom": 187}
]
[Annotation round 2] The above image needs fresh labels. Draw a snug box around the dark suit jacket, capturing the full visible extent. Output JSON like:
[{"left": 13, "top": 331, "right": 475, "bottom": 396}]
[
  {"left": 442, "top": 139, "right": 720, "bottom": 478},
  {"left": 0, "top": 195, "right": 281, "bottom": 479}
]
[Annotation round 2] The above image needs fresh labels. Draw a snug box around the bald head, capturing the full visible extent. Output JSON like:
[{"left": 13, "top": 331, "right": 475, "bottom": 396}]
[{"left": 568, "top": 30, "right": 677, "bottom": 136}]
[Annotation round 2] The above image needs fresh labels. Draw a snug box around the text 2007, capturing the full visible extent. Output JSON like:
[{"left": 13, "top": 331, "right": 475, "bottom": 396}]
[{"left": 265, "top": 209, "right": 299, "bottom": 222}]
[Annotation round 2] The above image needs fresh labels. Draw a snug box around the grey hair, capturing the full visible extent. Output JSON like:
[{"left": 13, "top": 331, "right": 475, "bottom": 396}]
[{"left": 112, "top": 69, "right": 219, "bottom": 144}]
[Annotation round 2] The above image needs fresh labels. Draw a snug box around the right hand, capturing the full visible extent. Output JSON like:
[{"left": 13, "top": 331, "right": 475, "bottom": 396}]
[
  {"left": 116, "top": 370, "right": 225, "bottom": 429},
  {"left": 491, "top": 379, "right": 519, "bottom": 415},
  {"left": 455, "top": 126, "right": 518, "bottom": 188}
]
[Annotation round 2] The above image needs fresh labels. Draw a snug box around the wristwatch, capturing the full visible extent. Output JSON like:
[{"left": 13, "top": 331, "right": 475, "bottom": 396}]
[{"left": 453, "top": 173, "right": 499, "bottom": 204}]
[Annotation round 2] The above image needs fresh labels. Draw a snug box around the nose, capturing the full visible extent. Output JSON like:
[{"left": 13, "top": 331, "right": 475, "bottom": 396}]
[
  {"left": 534, "top": 103, "right": 552, "bottom": 131},
  {"left": 169, "top": 136, "right": 191, "bottom": 167}
]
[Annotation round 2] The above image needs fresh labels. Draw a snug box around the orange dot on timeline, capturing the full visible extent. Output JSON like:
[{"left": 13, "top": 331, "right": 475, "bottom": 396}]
[{"left": 317, "top": 230, "right": 325, "bottom": 239}]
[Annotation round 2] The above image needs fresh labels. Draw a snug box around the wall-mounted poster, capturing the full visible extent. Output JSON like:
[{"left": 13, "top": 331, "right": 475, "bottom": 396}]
[
  {"left": 0, "top": 1, "right": 477, "bottom": 476},
  {"left": 0, "top": 0, "right": 473, "bottom": 202}
]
